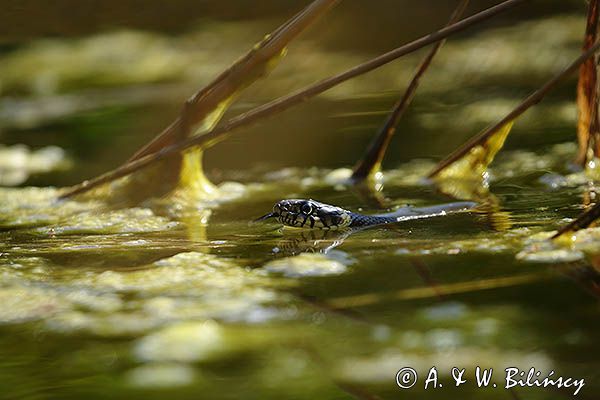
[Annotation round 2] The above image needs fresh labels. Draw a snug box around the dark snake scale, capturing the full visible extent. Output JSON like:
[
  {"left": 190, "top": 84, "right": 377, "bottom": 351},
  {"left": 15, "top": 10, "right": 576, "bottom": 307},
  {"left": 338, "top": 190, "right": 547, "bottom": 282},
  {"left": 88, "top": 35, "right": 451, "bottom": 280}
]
[{"left": 257, "top": 199, "right": 476, "bottom": 230}]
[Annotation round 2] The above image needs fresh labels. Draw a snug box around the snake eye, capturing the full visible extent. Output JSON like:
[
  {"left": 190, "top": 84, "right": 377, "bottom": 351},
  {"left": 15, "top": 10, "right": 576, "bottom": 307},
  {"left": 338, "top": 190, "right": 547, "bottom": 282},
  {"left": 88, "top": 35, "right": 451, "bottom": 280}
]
[{"left": 301, "top": 203, "right": 313, "bottom": 215}]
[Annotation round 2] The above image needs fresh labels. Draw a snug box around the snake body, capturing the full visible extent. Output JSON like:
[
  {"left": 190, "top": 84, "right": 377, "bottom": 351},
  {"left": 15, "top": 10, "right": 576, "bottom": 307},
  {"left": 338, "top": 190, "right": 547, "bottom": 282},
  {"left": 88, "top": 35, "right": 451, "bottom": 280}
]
[{"left": 257, "top": 199, "right": 476, "bottom": 230}]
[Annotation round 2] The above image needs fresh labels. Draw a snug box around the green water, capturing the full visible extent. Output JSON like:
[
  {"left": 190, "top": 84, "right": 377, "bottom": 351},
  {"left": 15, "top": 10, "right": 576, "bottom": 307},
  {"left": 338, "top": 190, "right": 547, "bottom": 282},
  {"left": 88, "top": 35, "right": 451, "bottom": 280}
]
[{"left": 2, "top": 3, "right": 600, "bottom": 399}]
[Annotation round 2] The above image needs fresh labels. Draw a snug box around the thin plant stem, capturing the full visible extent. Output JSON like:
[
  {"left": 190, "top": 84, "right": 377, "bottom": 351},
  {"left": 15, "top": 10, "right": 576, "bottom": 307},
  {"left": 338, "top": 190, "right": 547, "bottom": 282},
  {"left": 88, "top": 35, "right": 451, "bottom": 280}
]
[
  {"left": 351, "top": 0, "right": 470, "bottom": 181},
  {"left": 60, "top": 0, "right": 527, "bottom": 199},
  {"left": 428, "top": 40, "right": 600, "bottom": 178},
  {"left": 552, "top": 200, "right": 600, "bottom": 239}
]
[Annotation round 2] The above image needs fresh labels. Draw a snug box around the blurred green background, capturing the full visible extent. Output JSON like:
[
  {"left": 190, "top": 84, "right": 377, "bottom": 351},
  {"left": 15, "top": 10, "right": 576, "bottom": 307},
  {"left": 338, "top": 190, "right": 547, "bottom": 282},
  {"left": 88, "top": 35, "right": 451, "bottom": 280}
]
[
  {"left": 1, "top": 2, "right": 599, "bottom": 400},
  {"left": 0, "top": 0, "right": 587, "bottom": 187}
]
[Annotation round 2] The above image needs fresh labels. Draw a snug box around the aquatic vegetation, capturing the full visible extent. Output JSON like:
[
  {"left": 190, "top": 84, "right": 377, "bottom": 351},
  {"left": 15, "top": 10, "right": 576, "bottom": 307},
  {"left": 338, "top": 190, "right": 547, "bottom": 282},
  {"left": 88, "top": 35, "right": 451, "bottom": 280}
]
[
  {"left": 3, "top": 1, "right": 600, "bottom": 399},
  {"left": 0, "top": 250, "right": 291, "bottom": 336},
  {"left": 263, "top": 253, "right": 350, "bottom": 277},
  {"left": 0, "top": 144, "right": 69, "bottom": 186}
]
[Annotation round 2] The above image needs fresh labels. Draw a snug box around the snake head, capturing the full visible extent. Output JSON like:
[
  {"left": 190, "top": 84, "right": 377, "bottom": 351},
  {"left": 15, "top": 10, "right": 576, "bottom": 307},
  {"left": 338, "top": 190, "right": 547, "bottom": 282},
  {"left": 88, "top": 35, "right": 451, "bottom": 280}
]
[{"left": 262, "top": 199, "right": 351, "bottom": 229}]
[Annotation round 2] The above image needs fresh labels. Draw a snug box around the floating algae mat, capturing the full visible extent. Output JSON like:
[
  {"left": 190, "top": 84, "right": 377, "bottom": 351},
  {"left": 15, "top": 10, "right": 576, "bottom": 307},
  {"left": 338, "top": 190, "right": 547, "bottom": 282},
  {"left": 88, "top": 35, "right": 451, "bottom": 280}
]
[
  {"left": 1, "top": 139, "right": 600, "bottom": 399},
  {"left": 2, "top": 6, "right": 600, "bottom": 400}
]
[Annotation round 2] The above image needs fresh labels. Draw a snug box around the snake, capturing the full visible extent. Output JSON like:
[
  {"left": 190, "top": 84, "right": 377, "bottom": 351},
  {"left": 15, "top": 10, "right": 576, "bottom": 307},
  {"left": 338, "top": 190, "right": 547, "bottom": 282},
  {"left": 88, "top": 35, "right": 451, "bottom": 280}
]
[{"left": 256, "top": 198, "right": 476, "bottom": 230}]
